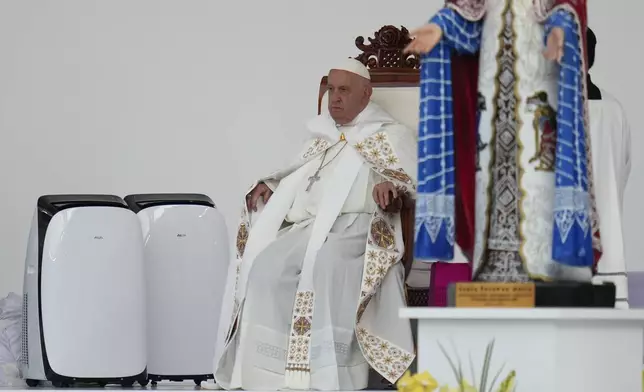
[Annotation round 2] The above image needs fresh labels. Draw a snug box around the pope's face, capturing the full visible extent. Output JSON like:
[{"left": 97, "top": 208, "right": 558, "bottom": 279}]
[{"left": 326, "top": 70, "right": 371, "bottom": 125}]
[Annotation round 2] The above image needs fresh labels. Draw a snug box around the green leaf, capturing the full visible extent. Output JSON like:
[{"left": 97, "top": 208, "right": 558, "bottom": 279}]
[
  {"left": 478, "top": 339, "right": 495, "bottom": 392},
  {"left": 497, "top": 371, "right": 516, "bottom": 392},
  {"left": 437, "top": 341, "right": 461, "bottom": 386},
  {"left": 487, "top": 362, "right": 506, "bottom": 392},
  {"left": 450, "top": 340, "right": 464, "bottom": 388},
  {"left": 468, "top": 353, "right": 478, "bottom": 389}
]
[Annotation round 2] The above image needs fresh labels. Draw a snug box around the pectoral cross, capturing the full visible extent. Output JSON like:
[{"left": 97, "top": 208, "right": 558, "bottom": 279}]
[
  {"left": 304, "top": 134, "right": 345, "bottom": 193},
  {"left": 306, "top": 170, "right": 321, "bottom": 192}
]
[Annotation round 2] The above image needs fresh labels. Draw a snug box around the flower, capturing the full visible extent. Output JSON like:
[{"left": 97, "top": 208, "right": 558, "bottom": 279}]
[
  {"left": 437, "top": 381, "right": 477, "bottom": 392},
  {"left": 413, "top": 371, "right": 439, "bottom": 392},
  {"left": 460, "top": 381, "right": 477, "bottom": 392},
  {"left": 404, "top": 338, "right": 518, "bottom": 392},
  {"left": 397, "top": 371, "right": 439, "bottom": 392},
  {"left": 496, "top": 370, "right": 516, "bottom": 392},
  {"left": 396, "top": 371, "right": 420, "bottom": 392}
]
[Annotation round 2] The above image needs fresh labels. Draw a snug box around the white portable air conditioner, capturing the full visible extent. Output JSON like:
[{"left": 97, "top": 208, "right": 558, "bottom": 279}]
[
  {"left": 21, "top": 195, "right": 148, "bottom": 388},
  {"left": 124, "top": 194, "right": 229, "bottom": 386}
]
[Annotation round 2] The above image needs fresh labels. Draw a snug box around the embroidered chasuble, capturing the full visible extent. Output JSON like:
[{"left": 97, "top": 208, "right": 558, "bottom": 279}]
[
  {"left": 215, "top": 102, "right": 416, "bottom": 390},
  {"left": 588, "top": 90, "right": 631, "bottom": 308},
  {"left": 415, "top": 0, "right": 602, "bottom": 283}
]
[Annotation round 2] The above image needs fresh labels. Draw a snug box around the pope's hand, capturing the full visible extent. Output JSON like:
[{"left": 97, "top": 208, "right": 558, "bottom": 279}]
[
  {"left": 543, "top": 27, "right": 564, "bottom": 63},
  {"left": 373, "top": 181, "right": 403, "bottom": 212},
  {"left": 404, "top": 23, "right": 443, "bottom": 54},
  {"left": 247, "top": 183, "right": 273, "bottom": 212}
]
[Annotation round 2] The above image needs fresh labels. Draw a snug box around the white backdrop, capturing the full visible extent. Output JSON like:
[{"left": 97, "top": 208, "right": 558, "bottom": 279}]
[{"left": 0, "top": 0, "right": 640, "bottom": 296}]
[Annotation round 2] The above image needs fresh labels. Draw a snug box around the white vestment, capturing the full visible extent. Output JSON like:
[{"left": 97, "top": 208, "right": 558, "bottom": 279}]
[
  {"left": 588, "top": 90, "right": 631, "bottom": 308},
  {"left": 215, "top": 102, "right": 417, "bottom": 390}
]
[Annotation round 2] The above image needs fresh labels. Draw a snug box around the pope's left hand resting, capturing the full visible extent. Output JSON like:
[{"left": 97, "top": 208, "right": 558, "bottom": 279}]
[{"left": 372, "top": 181, "right": 403, "bottom": 213}]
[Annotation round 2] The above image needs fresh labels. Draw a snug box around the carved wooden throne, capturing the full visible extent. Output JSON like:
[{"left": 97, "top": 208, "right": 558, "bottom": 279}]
[{"left": 317, "top": 25, "right": 430, "bottom": 306}]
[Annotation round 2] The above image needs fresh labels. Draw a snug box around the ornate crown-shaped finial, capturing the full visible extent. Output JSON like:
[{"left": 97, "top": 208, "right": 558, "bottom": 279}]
[{"left": 354, "top": 25, "right": 419, "bottom": 70}]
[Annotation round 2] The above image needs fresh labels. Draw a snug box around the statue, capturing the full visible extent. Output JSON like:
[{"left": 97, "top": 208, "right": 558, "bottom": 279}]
[{"left": 406, "top": 0, "right": 602, "bottom": 283}]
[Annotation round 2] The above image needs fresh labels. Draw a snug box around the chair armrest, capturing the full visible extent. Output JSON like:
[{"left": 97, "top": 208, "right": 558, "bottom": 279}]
[{"left": 400, "top": 194, "right": 415, "bottom": 279}]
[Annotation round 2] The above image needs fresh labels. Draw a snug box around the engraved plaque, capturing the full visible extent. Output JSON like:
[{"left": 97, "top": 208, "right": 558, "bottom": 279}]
[{"left": 454, "top": 282, "right": 536, "bottom": 308}]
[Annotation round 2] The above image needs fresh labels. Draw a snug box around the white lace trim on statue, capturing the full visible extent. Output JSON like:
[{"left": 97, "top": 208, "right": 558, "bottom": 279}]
[
  {"left": 415, "top": 193, "right": 455, "bottom": 246},
  {"left": 554, "top": 186, "right": 590, "bottom": 243}
]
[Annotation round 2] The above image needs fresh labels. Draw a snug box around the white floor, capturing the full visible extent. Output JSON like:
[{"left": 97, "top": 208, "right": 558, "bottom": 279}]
[
  {"left": 0, "top": 381, "right": 379, "bottom": 391},
  {"left": 2, "top": 388, "right": 374, "bottom": 392},
  {"left": 2, "top": 387, "right": 200, "bottom": 391},
  {"left": 0, "top": 388, "right": 196, "bottom": 391},
  {"left": 2, "top": 381, "right": 202, "bottom": 391}
]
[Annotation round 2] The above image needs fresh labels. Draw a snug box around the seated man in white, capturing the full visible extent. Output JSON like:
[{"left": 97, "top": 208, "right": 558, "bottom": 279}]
[
  {"left": 214, "top": 59, "right": 416, "bottom": 391},
  {"left": 586, "top": 28, "right": 632, "bottom": 308}
]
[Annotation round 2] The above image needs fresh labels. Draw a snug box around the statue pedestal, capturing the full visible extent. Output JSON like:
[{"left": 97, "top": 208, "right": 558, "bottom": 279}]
[{"left": 400, "top": 308, "right": 644, "bottom": 392}]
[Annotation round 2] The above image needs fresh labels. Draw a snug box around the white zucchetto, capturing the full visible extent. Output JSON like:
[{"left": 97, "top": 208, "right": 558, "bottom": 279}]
[{"left": 330, "top": 58, "right": 371, "bottom": 80}]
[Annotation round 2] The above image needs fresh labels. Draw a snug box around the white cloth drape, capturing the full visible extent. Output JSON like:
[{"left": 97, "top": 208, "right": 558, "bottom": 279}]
[{"left": 589, "top": 90, "right": 632, "bottom": 308}]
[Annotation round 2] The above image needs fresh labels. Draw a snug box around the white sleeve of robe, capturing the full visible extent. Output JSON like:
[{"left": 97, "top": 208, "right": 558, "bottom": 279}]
[{"left": 589, "top": 91, "right": 631, "bottom": 308}]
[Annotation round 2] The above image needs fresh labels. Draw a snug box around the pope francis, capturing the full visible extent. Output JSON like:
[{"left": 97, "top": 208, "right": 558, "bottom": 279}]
[{"left": 212, "top": 59, "right": 417, "bottom": 391}]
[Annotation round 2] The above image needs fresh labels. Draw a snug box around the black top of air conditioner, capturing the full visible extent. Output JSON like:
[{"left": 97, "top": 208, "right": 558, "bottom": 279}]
[
  {"left": 37, "top": 194, "right": 128, "bottom": 216},
  {"left": 124, "top": 193, "right": 215, "bottom": 213}
]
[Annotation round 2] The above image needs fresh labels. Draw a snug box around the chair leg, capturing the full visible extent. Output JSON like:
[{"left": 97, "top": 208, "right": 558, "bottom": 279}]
[{"left": 367, "top": 368, "right": 396, "bottom": 390}]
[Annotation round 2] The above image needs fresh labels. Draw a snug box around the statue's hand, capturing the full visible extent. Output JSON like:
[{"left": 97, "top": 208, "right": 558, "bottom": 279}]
[
  {"left": 404, "top": 23, "right": 443, "bottom": 54},
  {"left": 543, "top": 27, "right": 564, "bottom": 63}
]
